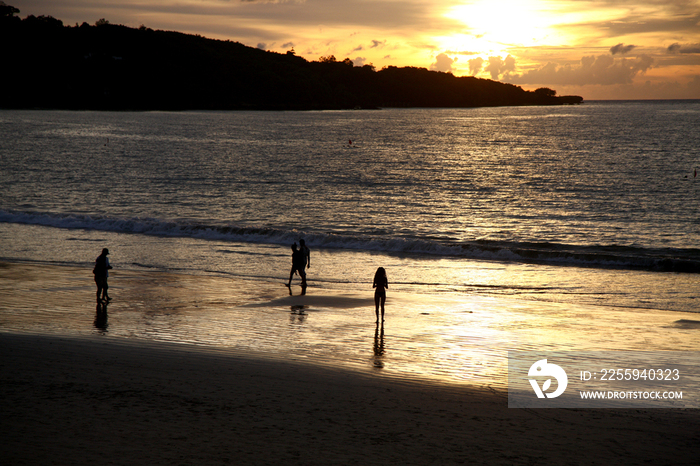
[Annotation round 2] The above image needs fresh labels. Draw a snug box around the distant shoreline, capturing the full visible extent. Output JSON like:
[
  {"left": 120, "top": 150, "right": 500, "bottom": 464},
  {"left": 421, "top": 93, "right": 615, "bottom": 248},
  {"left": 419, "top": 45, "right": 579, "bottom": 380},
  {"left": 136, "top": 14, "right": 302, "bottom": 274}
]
[
  {"left": 1, "top": 13, "right": 582, "bottom": 111},
  {"left": 4, "top": 99, "right": 700, "bottom": 112},
  {"left": 584, "top": 98, "right": 700, "bottom": 103}
]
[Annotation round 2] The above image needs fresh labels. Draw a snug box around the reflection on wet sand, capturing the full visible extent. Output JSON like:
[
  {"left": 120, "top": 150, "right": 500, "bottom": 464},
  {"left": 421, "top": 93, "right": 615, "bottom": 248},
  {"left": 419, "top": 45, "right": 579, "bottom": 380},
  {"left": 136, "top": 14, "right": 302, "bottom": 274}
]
[
  {"left": 290, "top": 305, "right": 307, "bottom": 324},
  {"left": 373, "top": 322, "right": 385, "bottom": 369},
  {"left": 2, "top": 262, "right": 698, "bottom": 391},
  {"left": 94, "top": 302, "right": 108, "bottom": 333}
]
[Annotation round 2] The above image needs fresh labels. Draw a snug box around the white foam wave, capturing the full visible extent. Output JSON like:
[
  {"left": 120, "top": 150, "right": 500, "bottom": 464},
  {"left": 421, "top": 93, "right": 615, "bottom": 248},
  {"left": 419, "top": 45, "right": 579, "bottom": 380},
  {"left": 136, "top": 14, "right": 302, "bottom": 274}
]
[{"left": 2, "top": 210, "right": 698, "bottom": 273}]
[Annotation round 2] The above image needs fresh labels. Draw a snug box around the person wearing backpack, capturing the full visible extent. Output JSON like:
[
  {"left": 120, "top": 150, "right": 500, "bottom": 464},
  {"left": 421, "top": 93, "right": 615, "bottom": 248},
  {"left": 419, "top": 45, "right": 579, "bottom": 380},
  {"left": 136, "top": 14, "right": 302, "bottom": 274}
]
[{"left": 93, "top": 248, "right": 113, "bottom": 303}]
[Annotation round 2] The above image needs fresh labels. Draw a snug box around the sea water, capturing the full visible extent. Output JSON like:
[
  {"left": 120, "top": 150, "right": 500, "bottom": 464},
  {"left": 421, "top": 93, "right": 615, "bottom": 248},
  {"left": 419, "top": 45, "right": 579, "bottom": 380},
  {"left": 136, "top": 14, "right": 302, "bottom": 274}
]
[{"left": 1, "top": 103, "right": 699, "bottom": 387}]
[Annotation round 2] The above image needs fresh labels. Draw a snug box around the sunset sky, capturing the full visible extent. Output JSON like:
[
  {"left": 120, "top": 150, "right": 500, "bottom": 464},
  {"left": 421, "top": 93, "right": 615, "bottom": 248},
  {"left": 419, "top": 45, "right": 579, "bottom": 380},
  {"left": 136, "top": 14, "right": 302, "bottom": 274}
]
[{"left": 10, "top": 0, "right": 700, "bottom": 99}]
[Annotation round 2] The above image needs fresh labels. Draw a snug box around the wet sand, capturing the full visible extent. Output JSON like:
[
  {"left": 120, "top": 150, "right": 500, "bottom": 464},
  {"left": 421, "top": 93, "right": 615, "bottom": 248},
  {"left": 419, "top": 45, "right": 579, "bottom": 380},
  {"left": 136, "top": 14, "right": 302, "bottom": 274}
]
[
  {"left": 1, "top": 261, "right": 699, "bottom": 464},
  {"left": 2, "top": 260, "right": 697, "bottom": 389},
  {"left": 2, "top": 332, "right": 699, "bottom": 466}
]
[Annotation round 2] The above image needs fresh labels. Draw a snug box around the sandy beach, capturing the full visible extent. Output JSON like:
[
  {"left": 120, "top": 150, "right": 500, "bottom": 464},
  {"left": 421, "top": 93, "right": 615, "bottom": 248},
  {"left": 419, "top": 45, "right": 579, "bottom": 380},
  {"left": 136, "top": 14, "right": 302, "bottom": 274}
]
[
  {"left": 1, "top": 332, "right": 698, "bottom": 465},
  {"left": 1, "top": 261, "right": 699, "bottom": 465},
  {"left": 0, "top": 330, "right": 698, "bottom": 466}
]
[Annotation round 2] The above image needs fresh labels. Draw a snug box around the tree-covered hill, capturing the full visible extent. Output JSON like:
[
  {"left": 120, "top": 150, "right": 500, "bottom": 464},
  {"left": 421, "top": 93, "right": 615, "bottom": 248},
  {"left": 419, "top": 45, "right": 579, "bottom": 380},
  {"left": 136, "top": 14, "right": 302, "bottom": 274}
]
[{"left": 0, "top": 5, "right": 583, "bottom": 110}]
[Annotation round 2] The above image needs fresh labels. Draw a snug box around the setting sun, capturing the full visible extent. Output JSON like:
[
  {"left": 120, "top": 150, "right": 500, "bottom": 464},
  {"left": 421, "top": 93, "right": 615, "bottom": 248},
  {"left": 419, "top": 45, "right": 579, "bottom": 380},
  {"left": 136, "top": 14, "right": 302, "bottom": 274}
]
[{"left": 446, "top": 0, "right": 552, "bottom": 48}]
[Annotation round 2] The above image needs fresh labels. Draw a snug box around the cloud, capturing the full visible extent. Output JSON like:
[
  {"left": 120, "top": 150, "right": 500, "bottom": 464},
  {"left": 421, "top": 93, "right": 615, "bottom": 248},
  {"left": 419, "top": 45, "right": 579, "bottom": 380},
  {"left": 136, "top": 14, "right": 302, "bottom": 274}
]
[
  {"left": 610, "top": 43, "right": 635, "bottom": 55},
  {"left": 468, "top": 57, "right": 484, "bottom": 76},
  {"left": 430, "top": 53, "right": 456, "bottom": 73},
  {"left": 563, "top": 7, "right": 700, "bottom": 39},
  {"left": 667, "top": 42, "right": 700, "bottom": 54},
  {"left": 14, "top": 0, "right": 440, "bottom": 41},
  {"left": 352, "top": 56, "right": 367, "bottom": 66},
  {"left": 446, "top": 50, "right": 482, "bottom": 56},
  {"left": 351, "top": 39, "right": 386, "bottom": 54},
  {"left": 238, "top": 0, "right": 301, "bottom": 3},
  {"left": 485, "top": 55, "right": 515, "bottom": 80},
  {"left": 507, "top": 54, "right": 654, "bottom": 86}
]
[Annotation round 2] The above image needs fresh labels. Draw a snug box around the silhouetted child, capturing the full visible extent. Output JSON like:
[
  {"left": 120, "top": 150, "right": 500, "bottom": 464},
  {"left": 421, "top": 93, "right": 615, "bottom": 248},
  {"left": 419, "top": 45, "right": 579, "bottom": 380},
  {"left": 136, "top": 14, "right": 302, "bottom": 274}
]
[
  {"left": 93, "top": 248, "right": 112, "bottom": 303},
  {"left": 373, "top": 267, "right": 388, "bottom": 322}
]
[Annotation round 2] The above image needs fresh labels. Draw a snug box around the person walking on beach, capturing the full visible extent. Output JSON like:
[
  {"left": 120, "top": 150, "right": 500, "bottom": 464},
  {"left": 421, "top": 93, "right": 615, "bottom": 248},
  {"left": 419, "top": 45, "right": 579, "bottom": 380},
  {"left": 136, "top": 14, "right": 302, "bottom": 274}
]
[
  {"left": 298, "top": 239, "right": 310, "bottom": 285},
  {"left": 373, "top": 267, "right": 388, "bottom": 322},
  {"left": 93, "top": 248, "right": 112, "bottom": 303},
  {"left": 286, "top": 243, "right": 304, "bottom": 288}
]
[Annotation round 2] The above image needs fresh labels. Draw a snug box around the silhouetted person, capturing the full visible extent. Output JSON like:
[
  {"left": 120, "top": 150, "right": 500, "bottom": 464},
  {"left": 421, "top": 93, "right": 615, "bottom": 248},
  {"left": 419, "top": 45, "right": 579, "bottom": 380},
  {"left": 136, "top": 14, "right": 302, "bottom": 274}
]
[
  {"left": 298, "top": 239, "right": 310, "bottom": 286},
  {"left": 93, "top": 248, "right": 112, "bottom": 303},
  {"left": 286, "top": 243, "right": 304, "bottom": 288},
  {"left": 373, "top": 267, "right": 388, "bottom": 322}
]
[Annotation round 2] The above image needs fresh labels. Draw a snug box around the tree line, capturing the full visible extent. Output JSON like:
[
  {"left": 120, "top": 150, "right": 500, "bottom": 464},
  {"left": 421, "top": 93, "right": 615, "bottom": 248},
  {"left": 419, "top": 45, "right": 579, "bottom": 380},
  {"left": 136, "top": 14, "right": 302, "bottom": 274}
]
[{"left": 0, "top": 4, "right": 583, "bottom": 110}]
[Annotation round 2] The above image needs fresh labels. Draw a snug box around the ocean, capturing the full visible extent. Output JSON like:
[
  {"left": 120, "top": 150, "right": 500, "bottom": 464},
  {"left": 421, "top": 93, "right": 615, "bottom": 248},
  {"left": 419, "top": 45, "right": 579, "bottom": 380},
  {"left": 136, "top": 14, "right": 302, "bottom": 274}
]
[{"left": 1, "top": 102, "right": 699, "bottom": 388}]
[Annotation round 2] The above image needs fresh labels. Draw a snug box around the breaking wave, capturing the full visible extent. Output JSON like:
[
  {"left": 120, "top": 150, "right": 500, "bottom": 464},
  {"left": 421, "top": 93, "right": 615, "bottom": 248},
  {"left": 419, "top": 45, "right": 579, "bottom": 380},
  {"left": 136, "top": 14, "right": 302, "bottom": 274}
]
[{"left": 2, "top": 209, "right": 699, "bottom": 274}]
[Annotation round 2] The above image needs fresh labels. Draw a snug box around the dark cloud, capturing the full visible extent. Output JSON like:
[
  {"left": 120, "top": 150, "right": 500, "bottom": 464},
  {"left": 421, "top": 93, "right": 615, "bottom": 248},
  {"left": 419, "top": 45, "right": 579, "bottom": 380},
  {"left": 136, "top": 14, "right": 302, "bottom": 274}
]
[
  {"left": 668, "top": 42, "right": 700, "bottom": 54},
  {"left": 668, "top": 43, "right": 682, "bottom": 53},
  {"left": 552, "top": 1, "right": 700, "bottom": 43},
  {"left": 610, "top": 43, "right": 636, "bottom": 55},
  {"left": 13, "top": 0, "right": 437, "bottom": 35},
  {"left": 350, "top": 40, "right": 386, "bottom": 55}
]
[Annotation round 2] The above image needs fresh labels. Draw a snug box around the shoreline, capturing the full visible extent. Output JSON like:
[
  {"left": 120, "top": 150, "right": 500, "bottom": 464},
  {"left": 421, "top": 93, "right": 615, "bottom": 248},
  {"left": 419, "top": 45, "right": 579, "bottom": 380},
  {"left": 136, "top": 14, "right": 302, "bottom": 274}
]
[
  {"left": 2, "top": 332, "right": 699, "bottom": 465},
  {"left": 2, "top": 259, "right": 699, "bottom": 388}
]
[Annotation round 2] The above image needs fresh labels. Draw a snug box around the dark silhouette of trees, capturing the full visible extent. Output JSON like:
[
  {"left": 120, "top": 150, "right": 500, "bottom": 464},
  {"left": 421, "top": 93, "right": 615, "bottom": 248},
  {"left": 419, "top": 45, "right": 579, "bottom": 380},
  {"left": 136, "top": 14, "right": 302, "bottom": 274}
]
[
  {"left": 0, "top": 5, "right": 583, "bottom": 110},
  {"left": 0, "top": 1, "right": 20, "bottom": 29},
  {"left": 535, "top": 87, "right": 557, "bottom": 97},
  {"left": 0, "top": 1, "right": 19, "bottom": 17}
]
